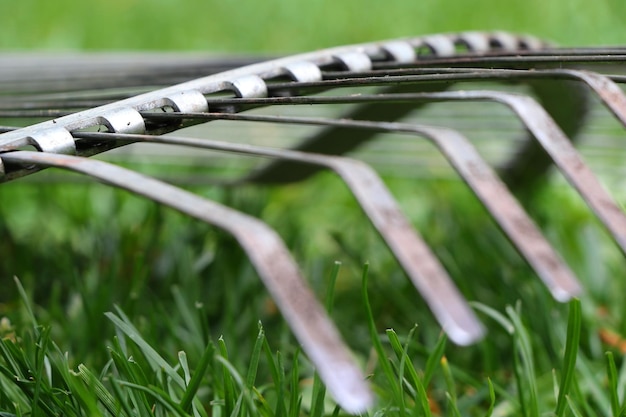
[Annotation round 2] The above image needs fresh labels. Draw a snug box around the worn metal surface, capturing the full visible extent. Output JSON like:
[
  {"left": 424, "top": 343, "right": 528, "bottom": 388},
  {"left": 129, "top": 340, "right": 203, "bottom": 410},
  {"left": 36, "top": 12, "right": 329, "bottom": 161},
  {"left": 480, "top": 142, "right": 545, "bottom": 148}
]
[{"left": 2, "top": 31, "right": 626, "bottom": 412}]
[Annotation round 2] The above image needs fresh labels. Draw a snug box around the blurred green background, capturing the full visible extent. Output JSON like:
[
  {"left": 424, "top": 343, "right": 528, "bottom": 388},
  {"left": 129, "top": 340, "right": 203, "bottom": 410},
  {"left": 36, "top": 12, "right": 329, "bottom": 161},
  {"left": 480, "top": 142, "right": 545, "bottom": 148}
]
[{"left": 2, "top": 0, "right": 626, "bottom": 52}]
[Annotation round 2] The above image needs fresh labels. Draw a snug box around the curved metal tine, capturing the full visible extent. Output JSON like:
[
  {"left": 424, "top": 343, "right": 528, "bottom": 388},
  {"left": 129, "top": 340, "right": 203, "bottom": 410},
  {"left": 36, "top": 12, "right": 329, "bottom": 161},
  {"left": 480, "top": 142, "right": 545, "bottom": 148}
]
[
  {"left": 76, "top": 130, "right": 485, "bottom": 346},
  {"left": 0, "top": 150, "right": 372, "bottom": 414},
  {"left": 451, "top": 90, "right": 626, "bottom": 255},
  {"left": 143, "top": 111, "right": 582, "bottom": 303},
  {"left": 554, "top": 69, "right": 626, "bottom": 127}
]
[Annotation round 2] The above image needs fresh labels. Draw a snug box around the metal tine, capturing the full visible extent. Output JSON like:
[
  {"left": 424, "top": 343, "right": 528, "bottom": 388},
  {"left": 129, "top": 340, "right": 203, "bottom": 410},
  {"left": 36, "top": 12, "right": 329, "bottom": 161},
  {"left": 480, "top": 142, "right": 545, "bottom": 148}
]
[
  {"left": 456, "top": 90, "right": 626, "bottom": 255},
  {"left": 143, "top": 111, "right": 583, "bottom": 302},
  {"left": 75, "top": 129, "right": 486, "bottom": 345},
  {"left": 373, "top": 53, "right": 626, "bottom": 68},
  {"left": 0, "top": 150, "right": 372, "bottom": 414}
]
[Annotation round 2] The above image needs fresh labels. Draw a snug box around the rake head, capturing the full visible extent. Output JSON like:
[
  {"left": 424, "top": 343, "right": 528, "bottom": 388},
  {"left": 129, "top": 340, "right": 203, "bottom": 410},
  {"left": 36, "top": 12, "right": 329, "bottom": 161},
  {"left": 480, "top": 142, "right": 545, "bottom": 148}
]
[{"left": 2, "top": 31, "right": 626, "bottom": 412}]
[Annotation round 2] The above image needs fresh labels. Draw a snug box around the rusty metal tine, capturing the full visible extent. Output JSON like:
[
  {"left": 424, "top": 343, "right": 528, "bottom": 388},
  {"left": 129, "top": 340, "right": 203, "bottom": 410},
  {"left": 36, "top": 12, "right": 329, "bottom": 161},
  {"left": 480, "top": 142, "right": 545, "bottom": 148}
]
[
  {"left": 0, "top": 150, "right": 373, "bottom": 414},
  {"left": 415, "top": 125, "right": 583, "bottom": 301},
  {"left": 76, "top": 130, "right": 486, "bottom": 345},
  {"left": 142, "top": 111, "right": 582, "bottom": 302},
  {"left": 462, "top": 90, "right": 626, "bottom": 255},
  {"left": 555, "top": 69, "right": 626, "bottom": 127}
]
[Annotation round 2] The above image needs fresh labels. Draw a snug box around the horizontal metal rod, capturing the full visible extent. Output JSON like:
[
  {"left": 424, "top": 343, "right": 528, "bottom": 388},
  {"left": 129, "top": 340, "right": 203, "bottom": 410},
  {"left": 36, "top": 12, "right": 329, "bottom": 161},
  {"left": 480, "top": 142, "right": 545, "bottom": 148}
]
[
  {"left": 373, "top": 54, "right": 626, "bottom": 69},
  {"left": 264, "top": 67, "right": 626, "bottom": 93}
]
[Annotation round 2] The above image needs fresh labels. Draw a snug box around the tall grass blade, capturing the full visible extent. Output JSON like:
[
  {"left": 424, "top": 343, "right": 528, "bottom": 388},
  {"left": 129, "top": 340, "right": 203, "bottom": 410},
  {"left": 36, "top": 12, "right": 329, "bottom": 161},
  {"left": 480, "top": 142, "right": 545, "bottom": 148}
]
[
  {"left": 13, "top": 277, "right": 38, "bottom": 331},
  {"left": 361, "top": 263, "right": 405, "bottom": 409},
  {"left": 507, "top": 303, "right": 538, "bottom": 417},
  {"left": 245, "top": 324, "right": 264, "bottom": 390},
  {"left": 325, "top": 261, "right": 341, "bottom": 314},
  {"left": 218, "top": 337, "right": 236, "bottom": 417},
  {"left": 485, "top": 377, "right": 495, "bottom": 417},
  {"left": 180, "top": 341, "right": 215, "bottom": 414},
  {"left": 606, "top": 351, "right": 621, "bottom": 417},
  {"left": 289, "top": 349, "right": 302, "bottom": 417},
  {"left": 75, "top": 363, "right": 123, "bottom": 417},
  {"left": 214, "top": 355, "right": 259, "bottom": 417},
  {"left": 261, "top": 338, "right": 286, "bottom": 417},
  {"left": 565, "top": 395, "right": 585, "bottom": 417},
  {"left": 441, "top": 356, "right": 457, "bottom": 410},
  {"left": 423, "top": 332, "right": 446, "bottom": 387},
  {"left": 385, "top": 329, "right": 407, "bottom": 412},
  {"left": 555, "top": 298, "right": 581, "bottom": 417}
]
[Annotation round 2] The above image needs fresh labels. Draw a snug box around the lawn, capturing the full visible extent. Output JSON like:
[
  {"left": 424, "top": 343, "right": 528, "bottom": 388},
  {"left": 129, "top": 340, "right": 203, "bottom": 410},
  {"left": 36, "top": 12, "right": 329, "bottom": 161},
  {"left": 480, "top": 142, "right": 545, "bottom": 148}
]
[{"left": 2, "top": 1, "right": 626, "bottom": 416}]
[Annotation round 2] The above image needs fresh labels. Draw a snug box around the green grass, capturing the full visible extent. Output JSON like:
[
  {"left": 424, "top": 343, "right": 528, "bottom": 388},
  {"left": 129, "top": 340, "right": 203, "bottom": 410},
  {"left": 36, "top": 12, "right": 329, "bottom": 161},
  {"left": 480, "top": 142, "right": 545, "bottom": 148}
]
[
  {"left": 3, "top": 1, "right": 626, "bottom": 415},
  {"left": 0, "top": 250, "right": 623, "bottom": 416},
  {"left": 2, "top": 176, "right": 626, "bottom": 416},
  {"left": 2, "top": 0, "right": 626, "bottom": 51}
]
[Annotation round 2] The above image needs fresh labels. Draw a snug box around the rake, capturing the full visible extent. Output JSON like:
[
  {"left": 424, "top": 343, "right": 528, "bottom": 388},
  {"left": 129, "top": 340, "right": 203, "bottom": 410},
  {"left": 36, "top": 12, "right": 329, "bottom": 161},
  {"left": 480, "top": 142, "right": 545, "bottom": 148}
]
[{"left": 2, "top": 31, "right": 626, "bottom": 412}]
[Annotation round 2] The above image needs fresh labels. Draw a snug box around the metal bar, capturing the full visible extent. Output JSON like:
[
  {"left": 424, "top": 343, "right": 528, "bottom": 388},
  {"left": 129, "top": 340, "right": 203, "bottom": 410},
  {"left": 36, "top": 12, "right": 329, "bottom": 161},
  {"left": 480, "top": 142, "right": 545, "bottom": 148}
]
[
  {"left": 0, "top": 150, "right": 372, "bottom": 414},
  {"left": 264, "top": 67, "right": 626, "bottom": 94}
]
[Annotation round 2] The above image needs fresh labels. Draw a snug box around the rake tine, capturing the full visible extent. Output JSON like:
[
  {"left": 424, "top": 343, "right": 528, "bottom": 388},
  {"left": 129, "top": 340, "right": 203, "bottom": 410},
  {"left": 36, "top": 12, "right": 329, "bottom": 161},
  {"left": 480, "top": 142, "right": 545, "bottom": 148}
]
[
  {"left": 75, "top": 130, "right": 486, "bottom": 345},
  {"left": 555, "top": 69, "right": 626, "bottom": 127},
  {"left": 143, "top": 111, "right": 582, "bottom": 303},
  {"left": 462, "top": 90, "right": 626, "bottom": 255},
  {"left": 0, "top": 150, "right": 373, "bottom": 414},
  {"left": 414, "top": 125, "right": 583, "bottom": 301}
]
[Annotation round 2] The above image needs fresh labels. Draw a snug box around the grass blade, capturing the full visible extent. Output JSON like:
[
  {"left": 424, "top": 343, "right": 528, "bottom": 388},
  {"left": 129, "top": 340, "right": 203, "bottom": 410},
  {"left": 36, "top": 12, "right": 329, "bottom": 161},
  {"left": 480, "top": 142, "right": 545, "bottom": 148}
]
[
  {"left": 245, "top": 324, "right": 265, "bottom": 390},
  {"left": 214, "top": 355, "right": 259, "bottom": 417},
  {"left": 289, "top": 349, "right": 302, "bottom": 417},
  {"left": 507, "top": 303, "right": 538, "bottom": 417},
  {"left": 423, "top": 333, "right": 446, "bottom": 387},
  {"left": 180, "top": 341, "right": 215, "bottom": 413},
  {"left": 441, "top": 356, "right": 457, "bottom": 410},
  {"left": 555, "top": 298, "right": 581, "bottom": 417},
  {"left": 606, "top": 351, "right": 620, "bottom": 417},
  {"left": 485, "top": 377, "right": 495, "bottom": 417},
  {"left": 75, "top": 363, "right": 124, "bottom": 417},
  {"left": 361, "top": 263, "right": 405, "bottom": 409},
  {"left": 218, "top": 337, "right": 236, "bottom": 417}
]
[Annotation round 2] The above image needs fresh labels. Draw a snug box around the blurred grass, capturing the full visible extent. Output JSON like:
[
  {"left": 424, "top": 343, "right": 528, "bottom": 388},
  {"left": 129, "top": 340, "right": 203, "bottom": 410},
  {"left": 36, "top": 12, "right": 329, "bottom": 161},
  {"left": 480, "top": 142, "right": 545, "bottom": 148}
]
[
  {"left": 2, "top": 0, "right": 626, "bottom": 52},
  {"left": 3, "top": 0, "right": 626, "bottom": 415}
]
